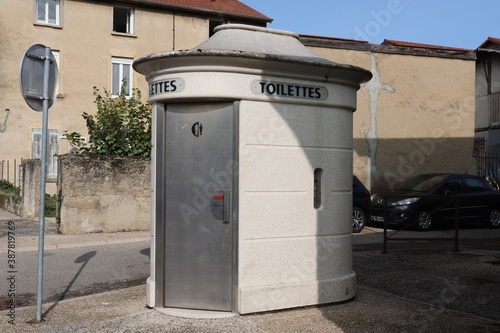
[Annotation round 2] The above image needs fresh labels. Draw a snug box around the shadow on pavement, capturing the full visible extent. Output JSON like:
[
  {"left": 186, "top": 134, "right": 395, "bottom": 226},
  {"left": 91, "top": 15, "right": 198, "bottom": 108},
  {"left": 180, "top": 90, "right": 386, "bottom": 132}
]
[{"left": 42, "top": 251, "right": 97, "bottom": 319}]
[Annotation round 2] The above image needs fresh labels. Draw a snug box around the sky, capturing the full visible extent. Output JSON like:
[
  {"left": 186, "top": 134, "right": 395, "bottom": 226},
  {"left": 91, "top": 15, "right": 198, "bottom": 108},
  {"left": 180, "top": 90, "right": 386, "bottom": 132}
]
[{"left": 241, "top": 0, "right": 500, "bottom": 50}]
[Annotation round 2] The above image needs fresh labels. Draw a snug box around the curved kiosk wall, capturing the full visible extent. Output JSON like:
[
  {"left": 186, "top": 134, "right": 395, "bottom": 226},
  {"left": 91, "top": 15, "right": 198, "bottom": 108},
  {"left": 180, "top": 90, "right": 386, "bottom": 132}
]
[{"left": 134, "top": 24, "right": 372, "bottom": 315}]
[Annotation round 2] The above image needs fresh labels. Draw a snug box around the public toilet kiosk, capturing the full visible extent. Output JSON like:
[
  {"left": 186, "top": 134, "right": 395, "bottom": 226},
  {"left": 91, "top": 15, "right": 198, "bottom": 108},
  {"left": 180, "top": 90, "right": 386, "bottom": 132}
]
[{"left": 134, "top": 24, "right": 372, "bottom": 315}]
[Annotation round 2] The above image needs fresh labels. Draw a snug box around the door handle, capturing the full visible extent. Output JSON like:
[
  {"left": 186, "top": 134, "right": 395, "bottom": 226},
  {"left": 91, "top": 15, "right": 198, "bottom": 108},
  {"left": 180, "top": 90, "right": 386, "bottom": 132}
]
[{"left": 210, "top": 189, "right": 230, "bottom": 223}]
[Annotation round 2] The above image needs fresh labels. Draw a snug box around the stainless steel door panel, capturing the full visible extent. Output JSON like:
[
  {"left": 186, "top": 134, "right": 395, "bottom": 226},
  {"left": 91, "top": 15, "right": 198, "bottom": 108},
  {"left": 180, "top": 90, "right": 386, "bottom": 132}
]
[{"left": 164, "top": 103, "right": 233, "bottom": 311}]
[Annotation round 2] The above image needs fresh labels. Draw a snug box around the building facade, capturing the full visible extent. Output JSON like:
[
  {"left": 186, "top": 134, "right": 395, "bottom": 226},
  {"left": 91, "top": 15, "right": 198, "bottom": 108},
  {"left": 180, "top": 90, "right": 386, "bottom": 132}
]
[
  {"left": 301, "top": 36, "right": 477, "bottom": 192},
  {"left": 475, "top": 37, "right": 500, "bottom": 183},
  {"left": 0, "top": 0, "right": 270, "bottom": 192},
  {"left": 1, "top": 1, "right": 480, "bottom": 195}
]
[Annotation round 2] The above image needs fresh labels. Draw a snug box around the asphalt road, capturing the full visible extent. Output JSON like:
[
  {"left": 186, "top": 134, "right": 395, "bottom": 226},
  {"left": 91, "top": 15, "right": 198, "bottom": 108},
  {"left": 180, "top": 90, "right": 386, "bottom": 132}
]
[
  {"left": 1, "top": 214, "right": 499, "bottom": 313},
  {"left": 0, "top": 240, "right": 150, "bottom": 309},
  {"left": 1, "top": 212, "right": 500, "bottom": 332}
]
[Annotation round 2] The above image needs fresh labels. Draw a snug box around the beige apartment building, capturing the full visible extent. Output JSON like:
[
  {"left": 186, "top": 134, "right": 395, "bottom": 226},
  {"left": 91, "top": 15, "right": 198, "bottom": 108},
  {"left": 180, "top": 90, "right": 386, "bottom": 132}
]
[
  {"left": 0, "top": 0, "right": 270, "bottom": 192},
  {"left": 1, "top": 0, "right": 478, "bottom": 194}
]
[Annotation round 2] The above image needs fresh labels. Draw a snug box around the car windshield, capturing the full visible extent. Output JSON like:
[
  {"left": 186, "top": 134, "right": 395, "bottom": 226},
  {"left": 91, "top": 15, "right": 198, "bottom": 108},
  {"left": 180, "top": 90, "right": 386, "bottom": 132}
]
[{"left": 395, "top": 174, "right": 449, "bottom": 191}]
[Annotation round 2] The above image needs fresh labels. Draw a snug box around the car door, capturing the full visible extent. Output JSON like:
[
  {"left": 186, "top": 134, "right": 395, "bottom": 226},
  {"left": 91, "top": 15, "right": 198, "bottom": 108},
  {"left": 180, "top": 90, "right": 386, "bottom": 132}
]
[
  {"left": 461, "top": 176, "right": 491, "bottom": 219},
  {"left": 431, "top": 176, "right": 463, "bottom": 221}
]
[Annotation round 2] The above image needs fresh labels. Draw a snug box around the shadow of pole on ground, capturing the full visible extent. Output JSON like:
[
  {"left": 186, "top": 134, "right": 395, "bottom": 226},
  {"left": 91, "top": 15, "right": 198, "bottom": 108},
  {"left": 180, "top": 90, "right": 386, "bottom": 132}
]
[{"left": 37, "top": 251, "right": 97, "bottom": 321}]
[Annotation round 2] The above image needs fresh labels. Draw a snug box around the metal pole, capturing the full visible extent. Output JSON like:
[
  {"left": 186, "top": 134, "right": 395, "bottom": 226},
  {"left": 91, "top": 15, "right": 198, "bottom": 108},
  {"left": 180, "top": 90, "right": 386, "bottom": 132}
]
[
  {"left": 36, "top": 46, "right": 51, "bottom": 322},
  {"left": 454, "top": 197, "right": 460, "bottom": 252},
  {"left": 382, "top": 198, "right": 388, "bottom": 254}
]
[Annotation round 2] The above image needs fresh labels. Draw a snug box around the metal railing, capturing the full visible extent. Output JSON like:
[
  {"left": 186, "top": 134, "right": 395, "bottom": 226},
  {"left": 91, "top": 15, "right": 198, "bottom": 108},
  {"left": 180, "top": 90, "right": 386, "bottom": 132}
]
[
  {"left": 476, "top": 152, "right": 500, "bottom": 189},
  {"left": 0, "top": 159, "right": 21, "bottom": 187},
  {"left": 380, "top": 196, "right": 461, "bottom": 254}
]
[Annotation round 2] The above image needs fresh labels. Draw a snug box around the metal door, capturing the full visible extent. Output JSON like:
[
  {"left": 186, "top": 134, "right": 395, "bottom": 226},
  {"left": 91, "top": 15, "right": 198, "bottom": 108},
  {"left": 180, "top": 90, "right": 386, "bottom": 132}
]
[{"left": 164, "top": 102, "right": 234, "bottom": 311}]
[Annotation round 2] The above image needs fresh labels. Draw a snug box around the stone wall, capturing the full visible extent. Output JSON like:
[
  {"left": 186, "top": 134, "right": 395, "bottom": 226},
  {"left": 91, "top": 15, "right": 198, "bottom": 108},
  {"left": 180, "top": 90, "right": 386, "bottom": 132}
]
[
  {"left": 58, "top": 155, "right": 151, "bottom": 234},
  {"left": 0, "top": 159, "right": 40, "bottom": 218},
  {"left": 0, "top": 193, "right": 21, "bottom": 215},
  {"left": 20, "top": 159, "right": 40, "bottom": 217}
]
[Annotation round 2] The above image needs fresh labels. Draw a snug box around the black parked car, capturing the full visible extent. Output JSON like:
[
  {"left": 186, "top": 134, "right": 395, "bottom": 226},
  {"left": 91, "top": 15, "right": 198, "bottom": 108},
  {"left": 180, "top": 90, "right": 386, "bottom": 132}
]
[
  {"left": 353, "top": 176, "right": 371, "bottom": 233},
  {"left": 370, "top": 173, "right": 500, "bottom": 231}
]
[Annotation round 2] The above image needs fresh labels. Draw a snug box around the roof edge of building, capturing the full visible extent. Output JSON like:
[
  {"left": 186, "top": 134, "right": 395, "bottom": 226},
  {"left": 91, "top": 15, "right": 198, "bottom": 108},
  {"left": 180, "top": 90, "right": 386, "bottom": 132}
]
[
  {"left": 114, "top": 0, "right": 272, "bottom": 23},
  {"left": 300, "top": 35, "right": 476, "bottom": 61}
]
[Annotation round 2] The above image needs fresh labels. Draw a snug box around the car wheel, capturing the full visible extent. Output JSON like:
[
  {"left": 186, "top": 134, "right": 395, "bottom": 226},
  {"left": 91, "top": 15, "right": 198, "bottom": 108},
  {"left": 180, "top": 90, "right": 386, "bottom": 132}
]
[
  {"left": 485, "top": 208, "right": 500, "bottom": 229},
  {"left": 352, "top": 207, "right": 366, "bottom": 233},
  {"left": 415, "top": 210, "right": 432, "bottom": 231}
]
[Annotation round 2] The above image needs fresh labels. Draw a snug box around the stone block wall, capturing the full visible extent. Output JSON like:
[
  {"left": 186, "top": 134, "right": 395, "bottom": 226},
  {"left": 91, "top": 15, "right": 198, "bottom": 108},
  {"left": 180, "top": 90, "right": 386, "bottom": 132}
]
[
  {"left": 0, "top": 159, "right": 40, "bottom": 218},
  {"left": 58, "top": 155, "right": 151, "bottom": 234}
]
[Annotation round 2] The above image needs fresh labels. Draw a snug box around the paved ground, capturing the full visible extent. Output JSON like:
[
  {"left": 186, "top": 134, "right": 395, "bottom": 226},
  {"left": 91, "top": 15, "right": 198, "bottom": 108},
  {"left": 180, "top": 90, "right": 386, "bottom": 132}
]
[
  {"left": 1, "top": 209, "right": 499, "bottom": 332},
  {"left": 0, "top": 214, "right": 150, "bottom": 253}
]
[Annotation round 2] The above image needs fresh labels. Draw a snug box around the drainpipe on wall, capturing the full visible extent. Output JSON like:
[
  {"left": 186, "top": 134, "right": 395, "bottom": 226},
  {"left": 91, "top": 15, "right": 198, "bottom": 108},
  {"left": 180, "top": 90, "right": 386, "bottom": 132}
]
[{"left": 172, "top": 15, "right": 176, "bottom": 51}]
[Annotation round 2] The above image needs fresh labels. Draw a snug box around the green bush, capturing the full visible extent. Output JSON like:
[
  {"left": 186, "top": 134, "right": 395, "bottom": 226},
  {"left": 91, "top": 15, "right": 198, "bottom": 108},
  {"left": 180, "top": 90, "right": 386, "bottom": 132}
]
[
  {"left": 45, "top": 194, "right": 57, "bottom": 217},
  {"left": 0, "top": 179, "right": 20, "bottom": 196},
  {"left": 64, "top": 83, "right": 151, "bottom": 157},
  {"left": 0, "top": 180, "right": 56, "bottom": 217}
]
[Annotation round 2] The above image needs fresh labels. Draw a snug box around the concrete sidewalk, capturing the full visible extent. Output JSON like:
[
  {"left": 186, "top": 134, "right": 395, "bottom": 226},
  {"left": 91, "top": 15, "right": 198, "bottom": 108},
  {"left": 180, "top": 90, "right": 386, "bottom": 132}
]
[
  {"left": 1, "top": 210, "right": 499, "bottom": 332},
  {"left": 0, "top": 209, "right": 150, "bottom": 252}
]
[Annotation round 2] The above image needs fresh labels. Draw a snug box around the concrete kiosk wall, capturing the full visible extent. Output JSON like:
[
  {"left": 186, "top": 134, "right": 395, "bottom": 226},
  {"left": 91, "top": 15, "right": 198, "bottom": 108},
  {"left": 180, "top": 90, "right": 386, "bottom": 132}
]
[{"left": 134, "top": 24, "right": 372, "bottom": 314}]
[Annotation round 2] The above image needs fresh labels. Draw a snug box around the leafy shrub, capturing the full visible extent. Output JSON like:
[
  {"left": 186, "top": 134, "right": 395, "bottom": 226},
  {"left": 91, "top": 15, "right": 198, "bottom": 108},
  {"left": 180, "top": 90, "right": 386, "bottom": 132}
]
[
  {"left": 0, "top": 179, "right": 20, "bottom": 196},
  {"left": 65, "top": 83, "right": 151, "bottom": 157},
  {"left": 45, "top": 194, "right": 57, "bottom": 217}
]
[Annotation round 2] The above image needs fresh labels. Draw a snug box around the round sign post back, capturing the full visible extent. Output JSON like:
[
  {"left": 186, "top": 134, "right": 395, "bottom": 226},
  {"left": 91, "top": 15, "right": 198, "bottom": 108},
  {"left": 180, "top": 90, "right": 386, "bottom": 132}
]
[
  {"left": 19, "top": 44, "right": 59, "bottom": 323},
  {"left": 19, "top": 44, "right": 59, "bottom": 111}
]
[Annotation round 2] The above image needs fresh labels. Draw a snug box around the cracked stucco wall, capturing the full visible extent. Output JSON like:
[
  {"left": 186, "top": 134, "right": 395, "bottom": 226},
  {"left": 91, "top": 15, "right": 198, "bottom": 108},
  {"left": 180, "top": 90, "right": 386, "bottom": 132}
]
[
  {"left": 308, "top": 46, "right": 476, "bottom": 193},
  {"left": 362, "top": 53, "right": 395, "bottom": 190}
]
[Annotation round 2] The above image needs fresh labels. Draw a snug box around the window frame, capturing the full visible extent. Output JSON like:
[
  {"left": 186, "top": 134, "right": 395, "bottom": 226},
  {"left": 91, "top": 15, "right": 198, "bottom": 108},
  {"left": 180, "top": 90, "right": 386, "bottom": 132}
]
[
  {"left": 113, "top": 5, "right": 135, "bottom": 35},
  {"left": 111, "top": 57, "right": 133, "bottom": 98},
  {"left": 32, "top": 129, "right": 60, "bottom": 181},
  {"left": 209, "top": 19, "right": 224, "bottom": 37},
  {"left": 35, "top": 0, "right": 62, "bottom": 26},
  {"left": 51, "top": 50, "right": 61, "bottom": 95},
  {"left": 51, "top": 50, "right": 60, "bottom": 66}
]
